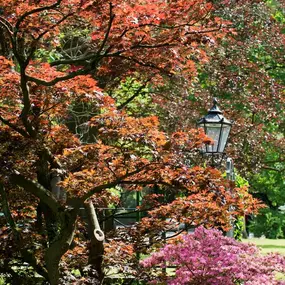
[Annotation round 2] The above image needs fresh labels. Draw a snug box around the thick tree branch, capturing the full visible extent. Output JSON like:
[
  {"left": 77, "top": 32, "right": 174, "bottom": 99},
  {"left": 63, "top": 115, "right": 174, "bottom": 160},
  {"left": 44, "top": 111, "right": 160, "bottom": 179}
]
[
  {"left": 84, "top": 201, "right": 104, "bottom": 239},
  {"left": 19, "top": 68, "right": 36, "bottom": 137},
  {"left": 26, "top": 67, "right": 92, "bottom": 86},
  {"left": 91, "top": 2, "right": 115, "bottom": 69},
  {"left": 10, "top": 174, "right": 61, "bottom": 213},
  {"left": 84, "top": 201, "right": 104, "bottom": 280},
  {"left": 0, "top": 16, "right": 13, "bottom": 33},
  {"left": 40, "top": 145, "right": 63, "bottom": 169},
  {"left": 44, "top": 208, "right": 77, "bottom": 284},
  {"left": 0, "top": 17, "right": 13, "bottom": 43},
  {"left": 0, "top": 115, "right": 29, "bottom": 137},
  {"left": 81, "top": 164, "right": 158, "bottom": 201}
]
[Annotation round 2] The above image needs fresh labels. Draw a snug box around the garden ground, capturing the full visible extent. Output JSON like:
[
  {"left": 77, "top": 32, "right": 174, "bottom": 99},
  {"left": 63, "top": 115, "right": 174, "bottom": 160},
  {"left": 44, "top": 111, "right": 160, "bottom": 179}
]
[{"left": 242, "top": 238, "right": 285, "bottom": 255}]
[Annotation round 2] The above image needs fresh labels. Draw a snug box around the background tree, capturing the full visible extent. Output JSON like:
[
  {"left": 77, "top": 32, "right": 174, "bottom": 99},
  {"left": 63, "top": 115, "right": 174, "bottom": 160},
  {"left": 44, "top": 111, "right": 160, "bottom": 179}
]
[{"left": 148, "top": 0, "right": 285, "bottom": 236}]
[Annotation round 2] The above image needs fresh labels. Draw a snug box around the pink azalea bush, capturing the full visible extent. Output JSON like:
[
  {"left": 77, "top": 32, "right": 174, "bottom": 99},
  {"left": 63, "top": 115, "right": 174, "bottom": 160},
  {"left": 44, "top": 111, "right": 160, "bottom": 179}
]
[{"left": 141, "top": 226, "right": 285, "bottom": 285}]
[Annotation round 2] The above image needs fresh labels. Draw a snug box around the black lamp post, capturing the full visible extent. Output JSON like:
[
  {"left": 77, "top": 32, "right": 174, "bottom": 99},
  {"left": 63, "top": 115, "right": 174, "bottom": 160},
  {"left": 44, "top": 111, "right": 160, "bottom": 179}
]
[
  {"left": 197, "top": 98, "right": 233, "bottom": 159},
  {"left": 198, "top": 98, "right": 235, "bottom": 237}
]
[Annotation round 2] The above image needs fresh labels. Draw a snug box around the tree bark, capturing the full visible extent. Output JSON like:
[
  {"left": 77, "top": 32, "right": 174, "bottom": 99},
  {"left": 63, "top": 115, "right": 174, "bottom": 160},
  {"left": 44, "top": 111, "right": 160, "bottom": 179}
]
[
  {"left": 0, "top": 27, "right": 10, "bottom": 57},
  {"left": 84, "top": 201, "right": 105, "bottom": 282},
  {"left": 45, "top": 209, "right": 78, "bottom": 285},
  {"left": 34, "top": 148, "right": 76, "bottom": 284}
]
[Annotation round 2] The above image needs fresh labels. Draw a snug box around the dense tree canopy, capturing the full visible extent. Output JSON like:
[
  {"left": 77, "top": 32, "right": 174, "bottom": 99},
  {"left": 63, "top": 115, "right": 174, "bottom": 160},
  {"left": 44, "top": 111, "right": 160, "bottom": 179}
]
[{"left": 0, "top": 0, "right": 283, "bottom": 284}]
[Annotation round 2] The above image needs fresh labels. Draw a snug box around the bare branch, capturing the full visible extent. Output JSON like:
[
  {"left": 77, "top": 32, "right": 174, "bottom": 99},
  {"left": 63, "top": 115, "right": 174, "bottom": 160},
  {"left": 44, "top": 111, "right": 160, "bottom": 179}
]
[
  {"left": 0, "top": 18, "right": 15, "bottom": 57},
  {"left": 100, "top": 207, "right": 154, "bottom": 223},
  {"left": 91, "top": 2, "right": 115, "bottom": 68},
  {"left": 50, "top": 47, "right": 122, "bottom": 67},
  {"left": 0, "top": 16, "right": 13, "bottom": 33},
  {"left": 121, "top": 180, "right": 175, "bottom": 189},
  {"left": 10, "top": 174, "right": 61, "bottom": 213},
  {"left": 50, "top": 3, "right": 114, "bottom": 68}
]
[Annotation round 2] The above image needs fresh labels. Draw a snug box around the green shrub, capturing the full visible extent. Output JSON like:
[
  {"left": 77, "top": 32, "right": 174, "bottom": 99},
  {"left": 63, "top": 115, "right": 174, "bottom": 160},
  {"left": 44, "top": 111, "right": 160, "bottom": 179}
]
[
  {"left": 234, "top": 216, "right": 245, "bottom": 241},
  {"left": 0, "top": 276, "right": 6, "bottom": 285},
  {"left": 249, "top": 208, "right": 285, "bottom": 239}
]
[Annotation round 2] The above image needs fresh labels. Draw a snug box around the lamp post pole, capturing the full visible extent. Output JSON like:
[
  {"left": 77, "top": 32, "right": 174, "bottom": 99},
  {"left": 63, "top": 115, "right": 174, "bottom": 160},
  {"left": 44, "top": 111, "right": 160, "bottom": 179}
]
[
  {"left": 197, "top": 98, "right": 236, "bottom": 237},
  {"left": 226, "top": 157, "right": 235, "bottom": 238},
  {"left": 226, "top": 157, "right": 235, "bottom": 181}
]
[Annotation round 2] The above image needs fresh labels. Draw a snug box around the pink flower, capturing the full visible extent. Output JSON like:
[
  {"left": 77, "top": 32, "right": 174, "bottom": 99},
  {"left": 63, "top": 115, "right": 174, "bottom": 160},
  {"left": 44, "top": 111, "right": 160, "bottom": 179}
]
[{"left": 141, "top": 226, "right": 285, "bottom": 285}]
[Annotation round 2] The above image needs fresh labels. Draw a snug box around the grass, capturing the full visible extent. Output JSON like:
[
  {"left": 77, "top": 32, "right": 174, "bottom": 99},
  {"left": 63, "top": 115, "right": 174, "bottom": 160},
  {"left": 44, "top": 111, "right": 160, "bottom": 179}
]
[{"left": 242, "top": 238, "right": 285, "bottom": 255}]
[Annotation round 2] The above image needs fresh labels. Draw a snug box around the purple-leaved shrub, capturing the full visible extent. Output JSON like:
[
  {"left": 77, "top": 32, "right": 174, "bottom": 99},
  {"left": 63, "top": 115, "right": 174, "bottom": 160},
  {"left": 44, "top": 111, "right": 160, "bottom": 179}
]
[{"left": 141, "top": 226, "right": 285, "bottom": 285}]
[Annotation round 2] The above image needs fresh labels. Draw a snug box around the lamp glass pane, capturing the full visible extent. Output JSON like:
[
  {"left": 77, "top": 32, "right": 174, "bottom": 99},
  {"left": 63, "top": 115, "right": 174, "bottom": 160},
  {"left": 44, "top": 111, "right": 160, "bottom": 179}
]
[
  {"left": 218, "top": 124, "right": 231, "bottom": 153},
  {"left": 197, "top": 122, "right": 207, "bottom": 153},
  {"left": 205, "top": 123, "right": 221, "bottom": 153}
]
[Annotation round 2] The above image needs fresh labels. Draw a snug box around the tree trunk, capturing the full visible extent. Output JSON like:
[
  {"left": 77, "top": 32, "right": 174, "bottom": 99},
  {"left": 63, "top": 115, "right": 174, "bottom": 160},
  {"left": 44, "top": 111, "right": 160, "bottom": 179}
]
[
  {"left": 0, "top": 27, "right": 10, "bottom": 57},
  {"left": 45, "top": 210, "right": 77, "bottom": 285},
  {"left": 35, "top": 149, "right": 77, "bottom": 284},
  {"left": 85, "top": 201, "right": 105, "bottom": 282}
]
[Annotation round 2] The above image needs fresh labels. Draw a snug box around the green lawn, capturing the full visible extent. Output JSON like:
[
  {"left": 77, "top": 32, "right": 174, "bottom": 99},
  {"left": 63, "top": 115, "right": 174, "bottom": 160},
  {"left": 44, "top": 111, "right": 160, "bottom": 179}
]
[{"left": 242, "top": 238, "right": 285, "bottom": 255}]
